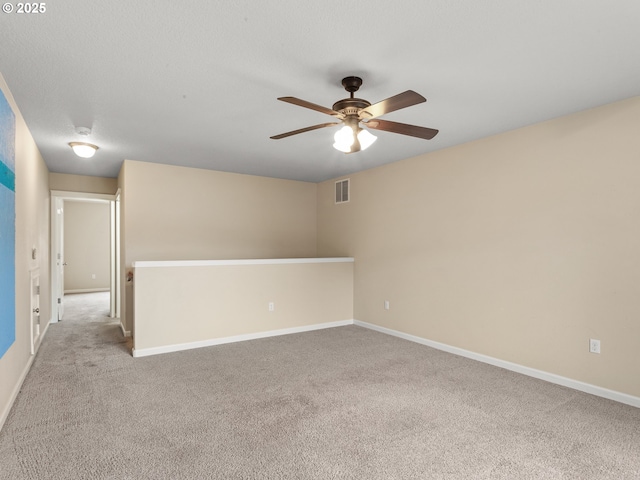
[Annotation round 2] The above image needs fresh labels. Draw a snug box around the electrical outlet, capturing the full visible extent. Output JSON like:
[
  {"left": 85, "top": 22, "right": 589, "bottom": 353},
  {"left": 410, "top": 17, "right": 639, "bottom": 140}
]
[
  {"left": 268, "top": 302, "right": 275, "bottom": 312},
  {"left": 384, "top": 300, "right": 390, "bottom": 310},
  {"left": 589, "top": 338, "right": 601, "bottom": 354}
]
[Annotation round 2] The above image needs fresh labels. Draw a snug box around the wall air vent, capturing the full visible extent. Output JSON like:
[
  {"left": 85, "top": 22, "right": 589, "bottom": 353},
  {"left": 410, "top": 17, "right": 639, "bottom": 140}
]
[{"left": 335, "top": 178, "right": 350, "bottom": 204}]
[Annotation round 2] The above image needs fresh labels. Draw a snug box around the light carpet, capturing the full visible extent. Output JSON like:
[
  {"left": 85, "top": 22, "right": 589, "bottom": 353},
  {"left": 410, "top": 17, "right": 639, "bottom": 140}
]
[{"left": 1, "top": 292, "right": 639, "bottom": 479}]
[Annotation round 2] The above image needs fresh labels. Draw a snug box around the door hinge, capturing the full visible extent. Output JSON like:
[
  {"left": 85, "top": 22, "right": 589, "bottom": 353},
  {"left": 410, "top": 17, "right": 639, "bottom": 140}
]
[
  {"left": 36, "top": 286, "right": 40, "bottom": 295},
  {"left": 58, "top": 298, "right": 61, "bottom": 304}
]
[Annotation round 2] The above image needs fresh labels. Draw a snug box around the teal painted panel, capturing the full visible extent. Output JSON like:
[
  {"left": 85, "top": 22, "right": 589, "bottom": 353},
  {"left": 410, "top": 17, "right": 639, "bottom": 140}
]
[{"left": 0, "top": 89, "right": 16, "bottom": 359}]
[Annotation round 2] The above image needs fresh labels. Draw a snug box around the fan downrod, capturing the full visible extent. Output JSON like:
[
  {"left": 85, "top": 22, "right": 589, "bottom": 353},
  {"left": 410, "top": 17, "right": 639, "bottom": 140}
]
[{"left": 333, "top": 76, "right": 370, "bottom": 114}]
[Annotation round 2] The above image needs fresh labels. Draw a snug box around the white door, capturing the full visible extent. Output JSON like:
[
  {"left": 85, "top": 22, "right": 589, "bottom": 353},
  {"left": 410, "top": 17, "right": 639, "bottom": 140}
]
[
  {"left": 56, "top": 198, "right": 65, "bottom": 320},
  {"left": 30, "top": 268, "right": 40, "bottom": 354}
]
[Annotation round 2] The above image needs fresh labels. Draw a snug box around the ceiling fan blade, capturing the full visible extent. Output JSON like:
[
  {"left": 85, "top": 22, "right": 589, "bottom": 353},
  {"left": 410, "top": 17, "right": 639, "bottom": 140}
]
[
  {"left": 365, "top": 119, "right": 439, "bottom": 140},
  {"left": 270, "top": 122, "right": 340, "bottom": 140},
  {"left": 277, "top": 97, "right": 343, "bottom": 118},
  {"left": 360, "top": 91, "right": 426, "bottom": 120}
]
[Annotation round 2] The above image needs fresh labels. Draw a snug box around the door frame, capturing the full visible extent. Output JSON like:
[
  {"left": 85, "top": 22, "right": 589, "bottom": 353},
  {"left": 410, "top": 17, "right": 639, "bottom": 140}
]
[
  {"left": 50, "top": 190, "right": 118, "bottom": 323},
  {"left": 112, "top": 190, "right": 121, "bottom": 319}
]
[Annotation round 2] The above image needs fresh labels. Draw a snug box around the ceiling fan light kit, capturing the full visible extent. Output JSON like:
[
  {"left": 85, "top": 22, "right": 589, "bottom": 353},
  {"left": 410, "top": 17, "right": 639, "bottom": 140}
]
[
  {"left": 271, "top": 76, "right": 438, "bottom": 154},
  {"left": 333, "top": 125, "right": 377, "bottom": 153},
  {"left": 332, "top": 113, "right": 377, "bottom": 153}
]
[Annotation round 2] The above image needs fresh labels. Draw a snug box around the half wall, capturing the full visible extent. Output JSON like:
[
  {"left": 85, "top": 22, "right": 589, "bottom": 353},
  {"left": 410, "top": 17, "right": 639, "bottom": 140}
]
[{"left": 133, "top": 258, "right": 354, "bottom": 357}]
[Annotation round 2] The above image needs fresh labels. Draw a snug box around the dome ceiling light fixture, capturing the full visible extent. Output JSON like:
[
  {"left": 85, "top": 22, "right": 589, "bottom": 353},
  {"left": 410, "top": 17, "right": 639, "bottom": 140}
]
[
  {"left": 69, "top": 141, "right": 99, "bottom": 158},
  {"left": 69, "top": 126, "right": 98, "bottom": 158},
  {"left": 270, "top": 76, "right": 439, "bottom": 154}
]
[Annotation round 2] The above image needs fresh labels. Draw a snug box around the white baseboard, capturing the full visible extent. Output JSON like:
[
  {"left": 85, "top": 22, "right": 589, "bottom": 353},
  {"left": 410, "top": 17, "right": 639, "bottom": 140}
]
[
  {"left": 354, "top": 320, "right": 640, "bottom": 409},
  {"left": 0, "top": 356, "right": 35, "bottom": 432},
  {"left": 132, "top": 319, "right": 354, "bottom": 358},
  {"left": 32, "top": 318, "right": 50, "bottom": 357},
  {"left": 0, "top": 318, "right": 51, "bottom": 433},
  {"left": 64, "top": 288, "right": 110, "bottom": 294},
  {"left": 119, "top": 321, "right": 131, "bottom": 338}
]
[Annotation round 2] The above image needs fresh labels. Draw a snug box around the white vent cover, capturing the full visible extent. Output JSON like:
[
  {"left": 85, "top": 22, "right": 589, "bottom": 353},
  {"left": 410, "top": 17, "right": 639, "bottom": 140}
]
[{"left": 335, "top": 178, "right": 350, "bottom": 204}]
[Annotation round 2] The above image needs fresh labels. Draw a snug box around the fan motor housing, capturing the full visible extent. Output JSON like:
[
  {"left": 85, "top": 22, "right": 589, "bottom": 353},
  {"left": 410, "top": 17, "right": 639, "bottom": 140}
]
[{"left": 332, "top": 98, "right": 371, "bottom": 116}]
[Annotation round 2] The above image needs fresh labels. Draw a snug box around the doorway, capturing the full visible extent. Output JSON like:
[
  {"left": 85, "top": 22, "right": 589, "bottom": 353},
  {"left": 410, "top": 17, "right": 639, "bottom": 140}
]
[{"left": 50, "top": 190, "right": 120, "bottom": 326}]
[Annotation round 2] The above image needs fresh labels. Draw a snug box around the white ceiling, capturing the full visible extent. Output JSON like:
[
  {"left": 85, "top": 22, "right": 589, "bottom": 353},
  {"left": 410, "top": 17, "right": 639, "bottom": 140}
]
[{"left": 1, "top": 1, "right": 639, "bottom": 183}]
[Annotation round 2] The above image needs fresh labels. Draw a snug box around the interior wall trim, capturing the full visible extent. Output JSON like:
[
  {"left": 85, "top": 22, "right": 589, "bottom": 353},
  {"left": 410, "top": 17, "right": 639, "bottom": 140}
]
[
  {"left": 354, "top": 320, "right": 640, "bottom": 409},
  {"left": 133, "top": 257, "right": 355, "bottom": 269},
  {"left": 132, "top": 319, "right": 354, "bottom": 358}
]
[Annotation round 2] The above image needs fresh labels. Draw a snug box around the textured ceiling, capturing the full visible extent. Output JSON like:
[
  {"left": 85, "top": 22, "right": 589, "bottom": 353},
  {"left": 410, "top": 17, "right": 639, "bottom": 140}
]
[{"left": 1, "top": 1, "right": 639, "bottom": 182}]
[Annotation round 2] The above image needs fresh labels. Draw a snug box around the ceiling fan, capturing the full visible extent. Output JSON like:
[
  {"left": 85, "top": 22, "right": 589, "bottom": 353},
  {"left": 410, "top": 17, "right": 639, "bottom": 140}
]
[{"left": 270, "top": 76, "right": 439, "bottom": 154}]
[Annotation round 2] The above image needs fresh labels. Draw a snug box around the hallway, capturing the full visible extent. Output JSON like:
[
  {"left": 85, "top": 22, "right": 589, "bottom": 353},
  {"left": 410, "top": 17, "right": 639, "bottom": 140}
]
[{"left": 57, "top": 291, "right": 130, "bottom": 354}]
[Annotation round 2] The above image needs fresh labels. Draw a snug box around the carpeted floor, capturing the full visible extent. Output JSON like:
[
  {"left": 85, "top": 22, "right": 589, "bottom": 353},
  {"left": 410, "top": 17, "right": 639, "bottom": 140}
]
[{"left": 1, "top": 292, "right": 639, "bottom": 479}]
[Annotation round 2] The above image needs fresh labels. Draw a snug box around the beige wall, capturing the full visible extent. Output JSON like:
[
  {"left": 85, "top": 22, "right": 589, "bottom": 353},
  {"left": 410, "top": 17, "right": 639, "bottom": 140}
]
[
  {"left": 133, "top": 260, "right": 353, "bottom": 354},
  {"left": 0, "top": 74, "right": 51, "bottom": 428},
  {"left": 119, "top": 160, "right": 318, "bottom": 333},
  {"left": 50, "top": 172, "right": 117, "bottom": 195},
  {"left": 63, "top": 200, "right": 111, "bottom": 292},
  {"left": 318, "top": 97, "right": 640, "bottom": 398}
]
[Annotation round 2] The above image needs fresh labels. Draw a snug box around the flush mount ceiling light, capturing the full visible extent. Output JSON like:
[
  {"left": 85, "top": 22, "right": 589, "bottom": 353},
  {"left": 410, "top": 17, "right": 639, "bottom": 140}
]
[
  {"left": 271, "top": 76, "right": 439, "bottom": 154},
  {"left": 69, "top": 126, "right": 98, "bottom": 158},
  {"left": 69, "top": 142, "right": 99, "bottom": 158}
]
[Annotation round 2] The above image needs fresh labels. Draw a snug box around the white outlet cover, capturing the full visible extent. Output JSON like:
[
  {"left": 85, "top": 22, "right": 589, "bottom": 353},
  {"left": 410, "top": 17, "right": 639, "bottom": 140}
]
[{"left": 589, "top": 339, "right": 601, "bottom": 354}]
